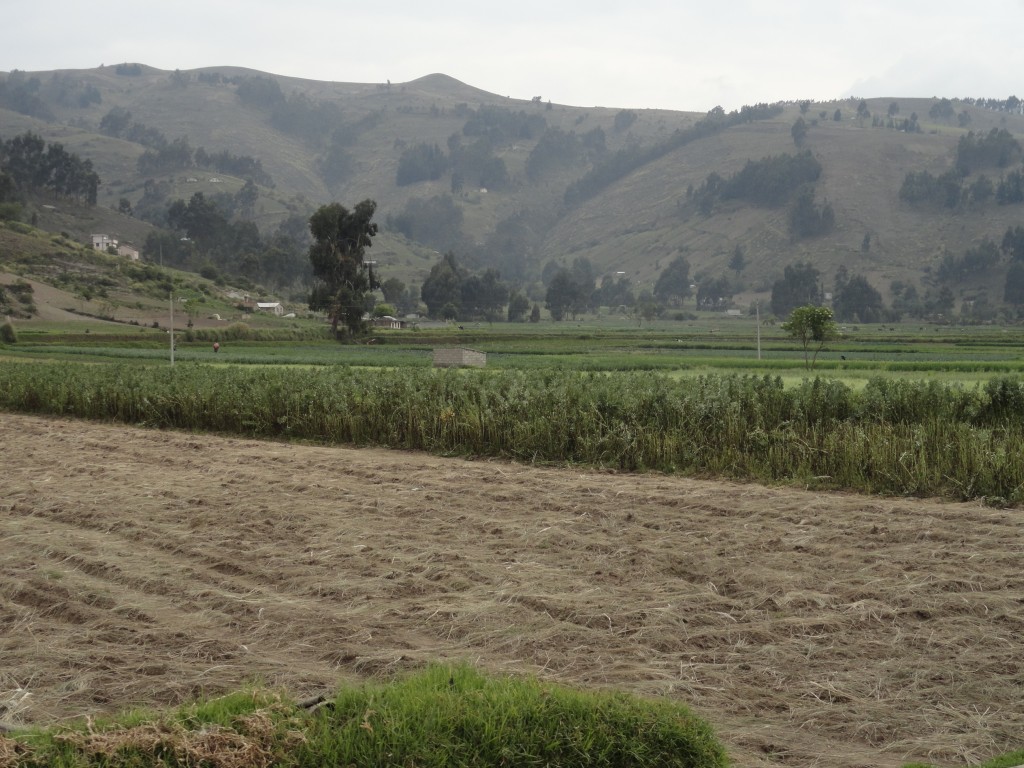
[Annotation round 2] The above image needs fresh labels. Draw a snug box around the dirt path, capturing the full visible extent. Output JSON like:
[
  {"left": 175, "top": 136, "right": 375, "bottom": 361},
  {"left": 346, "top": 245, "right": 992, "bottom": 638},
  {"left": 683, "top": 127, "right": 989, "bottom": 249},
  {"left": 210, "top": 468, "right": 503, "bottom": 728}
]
[{"left": 1, "top": 413, "right": 1021, "bottom": 767}]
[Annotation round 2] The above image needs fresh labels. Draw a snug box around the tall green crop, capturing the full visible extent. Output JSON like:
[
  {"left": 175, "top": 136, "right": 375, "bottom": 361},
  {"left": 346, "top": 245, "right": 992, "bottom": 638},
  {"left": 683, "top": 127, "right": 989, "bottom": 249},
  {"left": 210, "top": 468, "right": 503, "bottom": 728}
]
[{"left": 1, "top": 363, "right": 1022, "bottom": 503}]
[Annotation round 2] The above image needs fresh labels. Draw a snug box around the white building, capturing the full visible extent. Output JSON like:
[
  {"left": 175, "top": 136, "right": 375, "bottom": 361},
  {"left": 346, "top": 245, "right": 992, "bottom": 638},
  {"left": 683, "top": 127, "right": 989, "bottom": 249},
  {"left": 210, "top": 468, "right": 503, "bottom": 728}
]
[
  {"left": 91, "top": 234, "right": 117, "bottom": 252},
  {"left": 255, "top": 302, "right": 284, "bottom": 316},
  {"left": 91, "top": 234, "right": 139, "bottom": 260}
]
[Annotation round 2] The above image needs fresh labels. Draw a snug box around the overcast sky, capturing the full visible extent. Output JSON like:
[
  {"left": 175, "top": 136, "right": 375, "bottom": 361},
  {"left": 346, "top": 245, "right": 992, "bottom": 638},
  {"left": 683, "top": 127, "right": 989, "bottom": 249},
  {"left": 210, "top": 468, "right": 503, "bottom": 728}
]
[{"left": 3, "top": 0, "right": 1023, "bottom": 112}]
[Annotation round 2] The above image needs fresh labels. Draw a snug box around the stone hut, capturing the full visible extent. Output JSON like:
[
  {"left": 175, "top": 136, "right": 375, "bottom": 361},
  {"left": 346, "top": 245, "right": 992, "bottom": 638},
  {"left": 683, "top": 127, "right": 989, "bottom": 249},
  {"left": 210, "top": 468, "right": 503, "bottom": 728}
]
[{"left": 432, "top": 347, "right": 487, "bottom": 368}]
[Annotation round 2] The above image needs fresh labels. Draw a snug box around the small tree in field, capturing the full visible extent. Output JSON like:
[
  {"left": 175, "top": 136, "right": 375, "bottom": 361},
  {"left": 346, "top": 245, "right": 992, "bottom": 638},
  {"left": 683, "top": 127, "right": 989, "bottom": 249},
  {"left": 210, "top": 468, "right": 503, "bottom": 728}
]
[{"left": 782, "top": 305, "right": 838, "bottom": 369}]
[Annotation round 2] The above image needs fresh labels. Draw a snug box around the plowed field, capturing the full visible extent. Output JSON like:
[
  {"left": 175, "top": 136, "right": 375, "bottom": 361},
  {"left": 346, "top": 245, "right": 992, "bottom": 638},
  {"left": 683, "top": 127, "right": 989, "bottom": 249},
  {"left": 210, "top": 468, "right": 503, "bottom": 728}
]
[{"left": 1, "top": 413, "right": 1021, "bottom": 767}]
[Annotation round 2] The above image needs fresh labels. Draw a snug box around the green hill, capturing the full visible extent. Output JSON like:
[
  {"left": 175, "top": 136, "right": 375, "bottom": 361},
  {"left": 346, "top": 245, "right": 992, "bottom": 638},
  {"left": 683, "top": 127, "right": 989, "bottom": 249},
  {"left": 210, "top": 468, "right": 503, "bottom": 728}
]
[{"left": 3, "top": 64, "right": 1024, "bottom": 319}]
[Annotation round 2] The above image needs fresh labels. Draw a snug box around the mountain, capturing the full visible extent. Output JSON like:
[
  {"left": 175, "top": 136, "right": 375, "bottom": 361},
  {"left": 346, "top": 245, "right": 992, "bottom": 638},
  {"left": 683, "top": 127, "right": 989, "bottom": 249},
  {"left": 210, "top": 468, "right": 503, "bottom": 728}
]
[{"left": 3, "top": 64, "right": 1024, "bottom": 318}]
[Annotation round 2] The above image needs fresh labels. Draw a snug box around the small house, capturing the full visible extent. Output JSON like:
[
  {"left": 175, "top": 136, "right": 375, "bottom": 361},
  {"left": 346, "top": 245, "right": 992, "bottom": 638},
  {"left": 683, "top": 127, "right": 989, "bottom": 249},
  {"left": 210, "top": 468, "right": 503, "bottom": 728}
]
[
  {"left": 433, "top": 347, "right": 487, "bottom": 368},
  {"left": 372, "top": 315, "right": 405, "bottom": 329},
  {"left": 255, "top": 302, "right": 284, "bottom": 316},
  {"left": 91, "top": 234, "right": 117, "bottom": 252},
  {"left": 117, "top": 243, "right": 140, "bottom": 261}
]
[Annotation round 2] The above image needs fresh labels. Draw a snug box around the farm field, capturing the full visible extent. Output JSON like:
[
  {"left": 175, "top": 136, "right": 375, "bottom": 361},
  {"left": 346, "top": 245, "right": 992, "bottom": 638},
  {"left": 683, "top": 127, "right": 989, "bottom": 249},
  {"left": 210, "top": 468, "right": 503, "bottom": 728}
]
[
  {"left": 1, "top": 413, "right": 1021, "bottom": 768},
  {"left": 7, "top": 315, "right": 1024, "bottom": 383}
]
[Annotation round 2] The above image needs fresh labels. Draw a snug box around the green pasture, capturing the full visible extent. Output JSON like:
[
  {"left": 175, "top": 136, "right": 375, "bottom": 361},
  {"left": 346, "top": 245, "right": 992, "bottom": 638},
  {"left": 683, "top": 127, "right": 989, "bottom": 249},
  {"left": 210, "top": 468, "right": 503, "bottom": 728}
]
[{"left": 4, "top": 315, "right": 1024, "bottom": 385}]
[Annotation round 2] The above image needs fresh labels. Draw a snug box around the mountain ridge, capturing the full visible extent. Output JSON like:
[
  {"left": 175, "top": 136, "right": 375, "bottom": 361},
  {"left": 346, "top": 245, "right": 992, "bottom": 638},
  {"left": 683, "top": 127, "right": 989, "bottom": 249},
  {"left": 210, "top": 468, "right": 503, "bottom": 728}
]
[{"left": 3, "top": 63, "right": 1024, "bottom": 318}]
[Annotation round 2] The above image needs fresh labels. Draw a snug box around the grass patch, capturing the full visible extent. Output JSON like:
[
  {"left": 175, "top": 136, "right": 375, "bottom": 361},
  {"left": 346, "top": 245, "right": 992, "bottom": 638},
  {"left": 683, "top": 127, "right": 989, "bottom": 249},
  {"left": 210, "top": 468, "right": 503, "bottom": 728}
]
[{"left": 1, "top": 666, "right": 727, "bottom": 767}]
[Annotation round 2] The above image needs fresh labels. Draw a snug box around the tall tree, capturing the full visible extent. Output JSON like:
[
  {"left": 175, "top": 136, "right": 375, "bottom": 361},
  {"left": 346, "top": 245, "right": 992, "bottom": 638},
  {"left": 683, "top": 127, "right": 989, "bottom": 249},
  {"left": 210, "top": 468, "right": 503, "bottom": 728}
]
[
  {"left": 381, "top": 277, "right": 407, "bottom": 306},
  {"left": 697, "top": 275, "right": 733, "bottom": 309},
  {"left": 1004, "top": 262, "right": 1024, "bottom": 305},
  {"left": 595, "top": 274, "right": 635, "bottom": 309},
  {"left": 421, "top": 252, "right": 464, "bottom": 318},
  {"left": 1001, "top": 225, "right": 1024, "bottom": 261},
  {"left": 770, "top": 262, "right": 822, "bottom": 318},
  {"left": 791, "top": 117, "right": 808, "bottom": 147},
  {"left": 728, "top": 245, "right": 746, "bottom": 277},
  {"left": 546, "top": 269, "right": 584, "bottom": 321},
  {"left": 569, "top": 256, "right": 597, "bottom": 308},
  {"left": 507, "top": 290, "right": 530, "bottom": 322},
  {"left": 856, "top": 100, "right": 871, "bottom": 122},
  {"left": 788, "top": 185, "right": 835, "bottom": 239},
  {"left": 653, "top": 255, "right": 692, "bottom": 306},
  {"left": 308, "top": 199, "right": 379, "bottom": 336},
  {"left": 833, "top": 272, "right": 885, "bottom": 323},
  {"left": 461, "top": 268, "right": 509, "bottom": 322}
]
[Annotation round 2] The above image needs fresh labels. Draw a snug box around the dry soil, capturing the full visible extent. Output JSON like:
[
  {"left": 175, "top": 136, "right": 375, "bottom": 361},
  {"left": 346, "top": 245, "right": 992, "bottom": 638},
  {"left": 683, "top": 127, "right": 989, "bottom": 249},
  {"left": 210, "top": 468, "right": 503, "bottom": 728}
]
[{"left": 1, "top": 413, "right": 1021, "bottom": 767}]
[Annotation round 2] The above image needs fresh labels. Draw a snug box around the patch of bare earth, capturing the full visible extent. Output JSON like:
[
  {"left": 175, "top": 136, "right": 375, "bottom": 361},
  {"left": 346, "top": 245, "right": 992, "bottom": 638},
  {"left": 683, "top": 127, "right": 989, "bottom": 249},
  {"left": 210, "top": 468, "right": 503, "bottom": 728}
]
[{"left": 0, "top": 413, "right": 1021, "bottom": 767}]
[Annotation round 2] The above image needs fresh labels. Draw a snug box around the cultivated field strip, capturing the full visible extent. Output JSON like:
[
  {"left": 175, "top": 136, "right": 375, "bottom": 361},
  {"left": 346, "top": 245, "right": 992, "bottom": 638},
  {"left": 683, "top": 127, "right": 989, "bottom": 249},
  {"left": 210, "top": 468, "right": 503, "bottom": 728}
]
[{"left": 1, "top": 413, "right": 1021, "bottom": 768}]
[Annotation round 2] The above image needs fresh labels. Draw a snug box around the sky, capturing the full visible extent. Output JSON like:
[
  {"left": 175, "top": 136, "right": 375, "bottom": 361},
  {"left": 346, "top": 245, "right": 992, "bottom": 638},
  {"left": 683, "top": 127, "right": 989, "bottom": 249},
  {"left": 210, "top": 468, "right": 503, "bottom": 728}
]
[{"left": 3, "top": 0, "right": 1024, "bottom": 113}]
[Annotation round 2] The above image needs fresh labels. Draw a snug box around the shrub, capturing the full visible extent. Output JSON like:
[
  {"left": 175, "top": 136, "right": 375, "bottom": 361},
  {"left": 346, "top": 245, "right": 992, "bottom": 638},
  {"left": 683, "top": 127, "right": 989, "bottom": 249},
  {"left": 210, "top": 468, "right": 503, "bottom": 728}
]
[
  {"left": 4, "top": 219, "right": 32, "bottom": 234},
  {"left": 0, "top": 321, "right": 16, "bottom": 343},
  {"left": 0, "top": 202, "right": 23, "bottom": 221},
  {"left": 302, "top": 665, "right": 728, "bottom": 768}
]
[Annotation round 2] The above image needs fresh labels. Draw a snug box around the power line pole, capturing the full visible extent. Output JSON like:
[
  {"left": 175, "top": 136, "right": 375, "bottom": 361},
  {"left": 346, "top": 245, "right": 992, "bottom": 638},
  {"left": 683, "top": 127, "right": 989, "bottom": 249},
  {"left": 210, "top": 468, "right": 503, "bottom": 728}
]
[
  {"left": 169, "top": 292, "right": 174, "bottom": 366},
  {"left": 756, "top": 301, "right": 762, "bottom": 360}
]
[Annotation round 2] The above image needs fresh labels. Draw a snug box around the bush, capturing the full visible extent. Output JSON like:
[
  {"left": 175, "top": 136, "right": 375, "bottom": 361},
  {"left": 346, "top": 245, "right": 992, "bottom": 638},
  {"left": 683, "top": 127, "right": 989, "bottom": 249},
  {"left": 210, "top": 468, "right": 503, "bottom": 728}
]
[
  {"left": 0, "top": 202, "right": 23, "bottom": 222},
  {"left": 219, "top": 322, "right": 253, "bottom": 341},
  {"left": 303, "top": 665, "right": 728, "bottom": 768},
  {"left": 0, "top": 321, "right": 16, "bottom": 343},
  {"left": 4, "top": 219, "right": 32, "bottom": 234},
  {"left": 185, "top": 323, "right": 330, "bottom": 343}
]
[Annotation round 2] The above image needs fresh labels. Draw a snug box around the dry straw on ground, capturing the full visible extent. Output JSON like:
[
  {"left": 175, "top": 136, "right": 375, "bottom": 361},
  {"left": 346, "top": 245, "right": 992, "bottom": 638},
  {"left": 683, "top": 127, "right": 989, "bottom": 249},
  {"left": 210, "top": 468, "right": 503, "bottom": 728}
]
[{"left": 0, "top": 413, "right": 1021, "bottom": 767}]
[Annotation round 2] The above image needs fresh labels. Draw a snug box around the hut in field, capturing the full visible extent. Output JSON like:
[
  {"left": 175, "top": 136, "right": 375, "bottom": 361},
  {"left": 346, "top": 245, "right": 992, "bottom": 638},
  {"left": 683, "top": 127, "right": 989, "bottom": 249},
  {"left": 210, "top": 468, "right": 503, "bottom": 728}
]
[
  {"left": 432, "top": 347, "right": 487, "bottom": 368},
  {"left": 255, "top": 302, "right": 285, "bottom": 316}
]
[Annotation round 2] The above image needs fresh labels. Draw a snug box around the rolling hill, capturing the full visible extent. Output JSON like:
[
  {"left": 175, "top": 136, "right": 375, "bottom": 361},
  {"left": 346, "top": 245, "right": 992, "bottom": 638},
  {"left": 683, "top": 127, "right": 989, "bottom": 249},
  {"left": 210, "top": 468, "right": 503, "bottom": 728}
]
[{"left": 3, "top": 63, "right": 1024, "bottom": 318}]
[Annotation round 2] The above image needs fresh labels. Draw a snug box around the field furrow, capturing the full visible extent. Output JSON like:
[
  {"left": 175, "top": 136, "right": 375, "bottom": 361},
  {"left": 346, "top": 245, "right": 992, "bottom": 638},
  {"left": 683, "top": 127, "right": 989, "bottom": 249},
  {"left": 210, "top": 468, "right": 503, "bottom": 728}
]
[{"left": 1, "top": 413, "right": 1021, "bottom": 768}]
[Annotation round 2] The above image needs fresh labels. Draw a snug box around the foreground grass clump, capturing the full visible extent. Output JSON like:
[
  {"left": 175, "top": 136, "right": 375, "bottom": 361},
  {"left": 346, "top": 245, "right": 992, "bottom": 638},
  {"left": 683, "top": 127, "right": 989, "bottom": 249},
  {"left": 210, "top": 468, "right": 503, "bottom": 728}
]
[
  {"left": 2, "top": 362, "right": 1024, "bottom": 502},
  {"left": 1, "top": 666, "right": 727, "bottom": 768}
]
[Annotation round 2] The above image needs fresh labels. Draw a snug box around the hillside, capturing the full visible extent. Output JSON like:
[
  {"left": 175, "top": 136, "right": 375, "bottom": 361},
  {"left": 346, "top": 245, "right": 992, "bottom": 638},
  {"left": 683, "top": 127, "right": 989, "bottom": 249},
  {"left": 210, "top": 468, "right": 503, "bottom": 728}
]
[
  {"left": 0, "top": 223, "right": 312, "bottom": 331},
  {"left": 3, "top": 64, "right": 1024, "bottom": 316}
]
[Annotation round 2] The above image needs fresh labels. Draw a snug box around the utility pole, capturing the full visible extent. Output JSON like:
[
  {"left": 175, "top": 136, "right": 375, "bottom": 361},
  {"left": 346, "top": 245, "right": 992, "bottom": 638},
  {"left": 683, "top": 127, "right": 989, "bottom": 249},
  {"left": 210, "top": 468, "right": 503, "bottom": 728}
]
[
  {"left": 169, "top": 292, "right": 174, "bottom": 366},
  {"left": 756, "top": 301, "right": 762, "bottom": 360}
]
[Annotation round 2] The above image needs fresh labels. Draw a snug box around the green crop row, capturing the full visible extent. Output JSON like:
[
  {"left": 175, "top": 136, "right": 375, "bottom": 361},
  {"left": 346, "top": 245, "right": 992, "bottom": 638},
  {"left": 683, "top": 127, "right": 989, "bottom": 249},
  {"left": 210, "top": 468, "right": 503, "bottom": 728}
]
[{"left": 2, "top": 362, "right": 1023, "bottom": 503}]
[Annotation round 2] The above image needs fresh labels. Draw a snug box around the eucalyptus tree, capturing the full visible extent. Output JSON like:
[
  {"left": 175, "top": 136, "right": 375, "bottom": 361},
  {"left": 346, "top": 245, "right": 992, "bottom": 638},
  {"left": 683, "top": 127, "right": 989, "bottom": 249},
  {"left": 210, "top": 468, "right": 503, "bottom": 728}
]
[{"left": 308, "top": 199, "right": 379, "bottom": 336}]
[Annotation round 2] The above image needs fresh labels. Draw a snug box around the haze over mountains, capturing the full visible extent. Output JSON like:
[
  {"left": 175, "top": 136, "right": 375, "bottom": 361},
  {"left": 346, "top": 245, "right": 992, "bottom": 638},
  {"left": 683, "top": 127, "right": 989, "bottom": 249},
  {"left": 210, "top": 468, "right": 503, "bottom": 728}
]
[{"left": 3, "top": 63, "right": 1024, "bottom": 319}]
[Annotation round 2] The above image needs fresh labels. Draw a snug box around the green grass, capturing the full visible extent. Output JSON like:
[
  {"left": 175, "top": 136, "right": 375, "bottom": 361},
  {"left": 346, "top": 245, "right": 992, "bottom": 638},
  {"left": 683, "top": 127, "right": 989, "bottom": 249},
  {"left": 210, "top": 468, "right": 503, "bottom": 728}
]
[
  {"left": 4, "top": 666, "right": 727, "bottom": 768},
  {"left": 7, "top": 315, "right": 1024, "bottom": 379}
]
